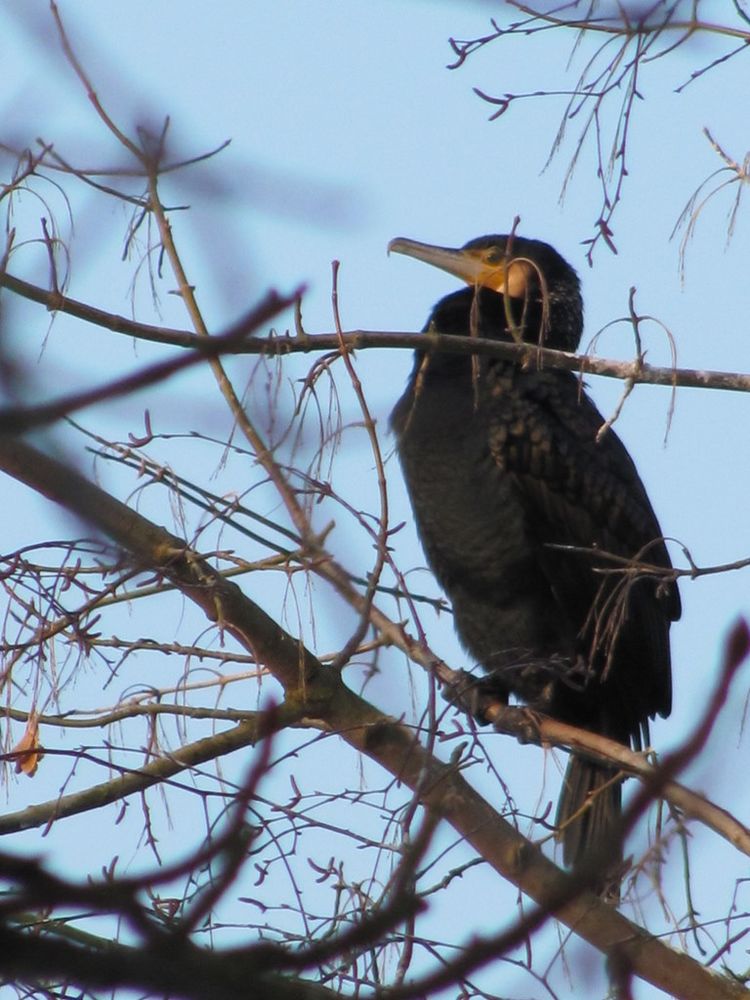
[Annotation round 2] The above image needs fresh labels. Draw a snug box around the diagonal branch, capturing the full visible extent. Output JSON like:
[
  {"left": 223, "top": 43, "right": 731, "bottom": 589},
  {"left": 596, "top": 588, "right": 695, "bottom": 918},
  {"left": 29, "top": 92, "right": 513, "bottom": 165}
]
[{"left": 0, "top": 435, "right": 747, "bottom": 1000}]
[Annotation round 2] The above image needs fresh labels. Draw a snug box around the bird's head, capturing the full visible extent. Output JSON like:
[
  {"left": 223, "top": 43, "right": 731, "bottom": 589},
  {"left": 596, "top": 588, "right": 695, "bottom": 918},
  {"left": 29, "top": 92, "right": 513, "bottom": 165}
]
[{"left": 388, "top": 233, "right": 583, "bottom": 352}]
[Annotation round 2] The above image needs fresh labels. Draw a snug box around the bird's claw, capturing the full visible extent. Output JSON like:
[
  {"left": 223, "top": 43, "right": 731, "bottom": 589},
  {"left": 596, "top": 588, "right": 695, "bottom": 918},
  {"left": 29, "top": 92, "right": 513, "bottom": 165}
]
[{"left": 442, "top": 670, "right": 508, "bottom": 726}]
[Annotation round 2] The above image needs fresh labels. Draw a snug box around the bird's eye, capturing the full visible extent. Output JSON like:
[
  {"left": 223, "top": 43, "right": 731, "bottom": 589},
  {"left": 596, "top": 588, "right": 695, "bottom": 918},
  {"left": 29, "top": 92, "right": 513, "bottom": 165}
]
[{"left": 484, "top": 248, "right": 503, "bottom": 264}]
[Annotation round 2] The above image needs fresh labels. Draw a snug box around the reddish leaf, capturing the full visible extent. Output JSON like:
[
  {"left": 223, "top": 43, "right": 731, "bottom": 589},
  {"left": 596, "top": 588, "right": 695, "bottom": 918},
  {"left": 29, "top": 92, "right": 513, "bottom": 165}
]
[{"left": 13, "top": 713, "right": 43, "bottom": 777}]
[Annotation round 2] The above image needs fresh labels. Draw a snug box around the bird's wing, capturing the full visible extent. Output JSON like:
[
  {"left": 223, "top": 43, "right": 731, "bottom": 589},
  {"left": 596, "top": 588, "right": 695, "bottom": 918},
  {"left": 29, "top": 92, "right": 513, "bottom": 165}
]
[{"left": 486, "top": 366, "right": 679, "bottom": 723}]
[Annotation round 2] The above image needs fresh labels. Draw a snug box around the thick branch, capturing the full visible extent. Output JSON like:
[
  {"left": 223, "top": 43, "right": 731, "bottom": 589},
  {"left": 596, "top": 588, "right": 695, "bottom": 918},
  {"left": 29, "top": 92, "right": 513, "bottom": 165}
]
[{"left": 1, "top": 436, "right": 747, "bottom": 1000}]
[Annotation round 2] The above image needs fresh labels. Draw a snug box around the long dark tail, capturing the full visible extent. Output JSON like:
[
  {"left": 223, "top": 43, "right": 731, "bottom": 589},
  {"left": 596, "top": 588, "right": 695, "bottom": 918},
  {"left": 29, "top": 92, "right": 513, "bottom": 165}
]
[{"left": 557, "top": 756, "right": 623, "bottom": 894}]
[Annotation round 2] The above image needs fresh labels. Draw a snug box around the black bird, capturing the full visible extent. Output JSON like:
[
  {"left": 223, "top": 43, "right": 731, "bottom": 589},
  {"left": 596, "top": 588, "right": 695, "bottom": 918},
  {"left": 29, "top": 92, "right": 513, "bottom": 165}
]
[{"left": 389, "top": 234, "right": 680, "bottom": 879}]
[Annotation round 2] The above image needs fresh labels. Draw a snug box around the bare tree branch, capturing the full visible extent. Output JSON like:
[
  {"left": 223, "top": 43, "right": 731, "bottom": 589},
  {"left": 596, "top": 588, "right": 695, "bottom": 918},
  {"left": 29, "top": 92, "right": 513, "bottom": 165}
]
[
  {"left": 2, "top": 270, "right": 750, "bottom": 393},
  {"left": 1, "top": 434, "right": 748, "bottom": 1000}
]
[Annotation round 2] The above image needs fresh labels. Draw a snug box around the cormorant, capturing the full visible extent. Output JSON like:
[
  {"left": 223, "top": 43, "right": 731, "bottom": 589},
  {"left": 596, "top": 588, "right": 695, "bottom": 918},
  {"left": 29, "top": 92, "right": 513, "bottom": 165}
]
[{"left": 389, "top": 234, "right": 680, "bottom": 881}]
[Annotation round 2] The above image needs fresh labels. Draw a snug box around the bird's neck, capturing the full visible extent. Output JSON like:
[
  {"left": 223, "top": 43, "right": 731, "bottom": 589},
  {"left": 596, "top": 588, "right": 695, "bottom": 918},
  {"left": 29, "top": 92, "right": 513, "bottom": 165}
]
[{"left": 424, "top": 286, "right": 582, "bottom": 353}]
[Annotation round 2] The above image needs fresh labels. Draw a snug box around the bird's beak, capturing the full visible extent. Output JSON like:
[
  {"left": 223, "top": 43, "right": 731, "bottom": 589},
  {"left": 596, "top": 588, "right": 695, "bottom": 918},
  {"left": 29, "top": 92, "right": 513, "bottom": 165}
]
[{"left": 388, "top": 237, "right": 513, "bottom": 294}]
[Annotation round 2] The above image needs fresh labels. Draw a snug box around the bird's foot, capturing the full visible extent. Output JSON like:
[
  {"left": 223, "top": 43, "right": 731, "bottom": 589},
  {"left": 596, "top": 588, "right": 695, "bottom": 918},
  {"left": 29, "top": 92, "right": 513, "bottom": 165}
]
[{"left": 442, "top": 670, "right": 508, "bottom": 726}]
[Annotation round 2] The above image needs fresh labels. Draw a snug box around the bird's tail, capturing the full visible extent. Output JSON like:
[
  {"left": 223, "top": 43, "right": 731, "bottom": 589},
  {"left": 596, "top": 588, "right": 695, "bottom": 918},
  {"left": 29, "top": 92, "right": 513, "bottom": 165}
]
[{"left": 556, "top": 755, "right": 623, "bottom": 895}]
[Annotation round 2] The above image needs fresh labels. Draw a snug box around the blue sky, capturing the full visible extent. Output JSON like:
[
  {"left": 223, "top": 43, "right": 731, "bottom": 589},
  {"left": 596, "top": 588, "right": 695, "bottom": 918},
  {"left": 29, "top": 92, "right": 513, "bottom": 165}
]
[{"left": 2, "top": 3, "right": 749, "bottom": 998}]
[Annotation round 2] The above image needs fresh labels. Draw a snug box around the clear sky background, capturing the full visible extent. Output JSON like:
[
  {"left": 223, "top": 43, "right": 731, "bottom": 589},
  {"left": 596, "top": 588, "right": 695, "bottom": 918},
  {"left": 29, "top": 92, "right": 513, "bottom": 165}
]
[{"left": 1, "top": 3, "right": 749, "bottom": 999}]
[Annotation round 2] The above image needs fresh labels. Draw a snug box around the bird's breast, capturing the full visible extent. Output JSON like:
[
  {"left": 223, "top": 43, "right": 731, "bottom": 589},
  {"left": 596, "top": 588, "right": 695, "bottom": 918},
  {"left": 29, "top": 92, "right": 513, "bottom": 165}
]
[{"left": 391, "top": 366, "right": 533, "bottom": 592}]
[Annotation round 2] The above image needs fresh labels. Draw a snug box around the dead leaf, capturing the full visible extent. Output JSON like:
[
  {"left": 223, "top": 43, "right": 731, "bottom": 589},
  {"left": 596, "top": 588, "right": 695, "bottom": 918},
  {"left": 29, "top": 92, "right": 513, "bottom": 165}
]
[{"left": 13, "top": 713, "right": 43, "bottom": 777}]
